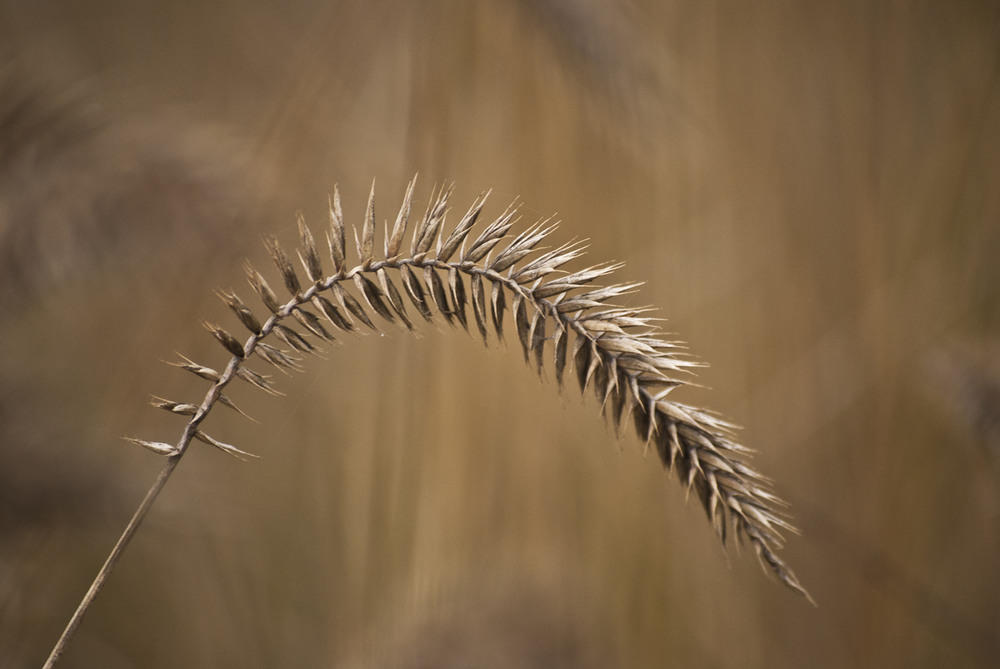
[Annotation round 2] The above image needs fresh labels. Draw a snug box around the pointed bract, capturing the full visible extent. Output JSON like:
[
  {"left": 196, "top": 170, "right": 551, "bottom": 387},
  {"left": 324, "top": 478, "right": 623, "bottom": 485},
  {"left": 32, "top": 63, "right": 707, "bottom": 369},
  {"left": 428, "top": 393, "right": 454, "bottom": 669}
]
[
  {"left": 358, "top": 180, "right": 376, "bottom": 267},
  {"left": 125, "top": 438, "right": 180, "bottom": 457},
  {"left": 236, "top": 367, "right": 284, "bottom": 396},
  {"left": 448, "top": 266, "right": 468, "bottom": 330},
  {"left": 386, "top": 176, "right": 415, "bottom": 259},
  {"left": 204, "top": 322, "right": 246, "bottom": 358},
  {"left": 167, "top": 354, "right": 221, "bottom": 382},
  {"left": 265, "top": 236, "right": 301, "bottom": 297},
  {"left": 400, "top": 264, "right": 433, "bottom": 321},
  {"left": 194, "top": 430, "right": 259, "bottom": 460},
  {"left": 465, "top": 204, "right": 516, "bottom": 263},
  {"left": 354, "top": 273, "right": 396, "bottom": 325},
  {"left": 245, "top": 262, "right": 281, "bottom": 314},
  {"left": 298, "top": 213, "right": 324, "bottom": 282},
  {"left": 328, "top": 188, "right": 346, "bottom": 272},
  {"left": 332, "top": 282, "right": 377, "bottom": 331},
  {"left": 490, "top": 282, "right": 506, "bottom": 339},
  {"left": 439, "top": 191, "right": 488, "bottom": 262},
  {"left": 312, "top": 295, "right": 354, "bottom": 331},
  {"left": 426, "top": 266, "right": 453, "bottom": 323},
  {"left": 471, "top": 273, "right": 488, "bottom": 343},
  {"left": 218, "top": 289, "right": 262, "bottom": 335},
  {"left": 377, "top": 267, "right": 413, "bottom": 330}
]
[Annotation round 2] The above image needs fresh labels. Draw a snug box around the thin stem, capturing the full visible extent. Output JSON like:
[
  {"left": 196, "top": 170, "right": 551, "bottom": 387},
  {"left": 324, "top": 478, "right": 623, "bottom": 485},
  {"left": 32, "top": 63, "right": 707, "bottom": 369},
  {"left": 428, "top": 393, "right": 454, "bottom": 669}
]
[{"left": 43, "top": 455, "right": 182, "bottom": 668}]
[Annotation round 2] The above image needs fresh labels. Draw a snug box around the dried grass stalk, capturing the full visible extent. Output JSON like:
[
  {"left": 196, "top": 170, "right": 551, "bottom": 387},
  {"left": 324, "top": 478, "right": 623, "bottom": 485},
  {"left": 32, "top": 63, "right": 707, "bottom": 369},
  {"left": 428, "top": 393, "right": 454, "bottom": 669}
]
[{"left": 45, "top": 178, "right": 811, "bottom": 667}]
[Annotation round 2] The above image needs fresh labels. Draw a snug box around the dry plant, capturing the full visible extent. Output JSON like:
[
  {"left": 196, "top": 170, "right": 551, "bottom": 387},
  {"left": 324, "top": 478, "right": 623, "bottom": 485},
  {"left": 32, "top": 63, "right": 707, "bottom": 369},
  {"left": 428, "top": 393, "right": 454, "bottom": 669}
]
[
  {"left": 0, "top": 64, "right": 247, "bottom": 316},
  {"left": 44, "top": 178, "right": 811, "bottom": 666}
]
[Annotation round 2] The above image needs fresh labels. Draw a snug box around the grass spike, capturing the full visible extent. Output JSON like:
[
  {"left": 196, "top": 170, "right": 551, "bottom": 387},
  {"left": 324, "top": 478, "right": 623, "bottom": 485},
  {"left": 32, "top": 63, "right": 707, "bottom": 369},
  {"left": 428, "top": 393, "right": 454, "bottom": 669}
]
[{"left": 49, "top": 180, "right": 812, "bottom": 667}]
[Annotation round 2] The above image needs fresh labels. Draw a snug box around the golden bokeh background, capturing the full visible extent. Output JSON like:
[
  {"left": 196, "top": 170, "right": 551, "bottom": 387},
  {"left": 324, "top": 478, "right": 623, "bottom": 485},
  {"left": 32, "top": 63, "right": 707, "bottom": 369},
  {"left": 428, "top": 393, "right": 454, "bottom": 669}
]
[{"left": 2, "top": 1, "right": 998, "bottom": 667}]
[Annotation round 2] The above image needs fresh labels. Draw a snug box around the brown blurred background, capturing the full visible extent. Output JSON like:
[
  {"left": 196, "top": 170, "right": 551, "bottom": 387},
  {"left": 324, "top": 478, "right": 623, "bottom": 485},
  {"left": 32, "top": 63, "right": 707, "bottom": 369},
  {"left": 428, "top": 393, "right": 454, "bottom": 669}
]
[{"left": 2, "top": 0, "right": 999, "bottom": 667}]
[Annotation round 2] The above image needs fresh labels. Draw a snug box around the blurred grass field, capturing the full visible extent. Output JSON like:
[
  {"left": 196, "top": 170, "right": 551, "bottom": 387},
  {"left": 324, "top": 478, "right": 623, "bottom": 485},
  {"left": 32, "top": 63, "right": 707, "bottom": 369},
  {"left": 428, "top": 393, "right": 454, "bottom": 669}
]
[{"left": 2, "top": 1, "right": 999, "bottom": 667}]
